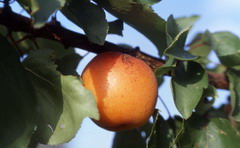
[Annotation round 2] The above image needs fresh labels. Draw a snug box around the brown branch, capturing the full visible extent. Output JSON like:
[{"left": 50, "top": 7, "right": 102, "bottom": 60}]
[{"left": 0, "top": 7, "right": 229, "bottom": 90}]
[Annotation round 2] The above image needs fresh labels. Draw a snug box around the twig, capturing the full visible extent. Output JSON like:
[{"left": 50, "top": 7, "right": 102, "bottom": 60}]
[{"left": 0, "top": 7, "right": 229, "bottom": 90}]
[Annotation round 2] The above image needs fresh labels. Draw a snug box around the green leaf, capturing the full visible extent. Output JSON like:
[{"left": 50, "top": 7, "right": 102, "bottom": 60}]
[
  {"left": 62, "top": 0, "right": 108, "bottom": 45},
  {"left": 0, "top": 35, "right": 37, "bottom": 148},
  {"left": 227, "top": 69, "right": 240, "bottom": 122},
  {"left": 175, "top": 15, "right": 200, "bottom": 31},
  {"left": 179, "top": 114, "right": 240, "bottom": 148},
  {"left": 17, "top": 0, "right": 67, "bottom": 27},
  {"left": 171, "top": 62, "right": 208, "bottom": 119},
  {"left": 94, "top": 0, "right": 167, "bottom": 55},
  {"left": 0, "top": 25, "right": 7, "bottom": 36},
  {"left": 166, "top": 15, "right": 179, "bottom": 43},
  {"left": 147, "top": 111, "right": 175, "bottom": 148},
  {"left": 112, "top": 122, "right": 152, "bottom": 148},
  {"left": 212, "top": 32, "right": 240, "bottom": 68},
  {"left": 137, "top": 0, "right": 161, "bottom": 6},
  {"left": 56, "top": 53, "right": 82, "bottom": 76},
  {"left": 195, "top": 85, "right": 217, "bottom": 115},
  {"left": 189, "top": 31, "right": 212, "bottom": 57},
  {"left": 108, "top": 19, "right": 124, "bottom": 36},
  {"left": 23, "top": 49, "right": 99, "bottom": 145},
  {"left": 155, "top": 57, "right": 176, "bottom": 76},
  {"left": 10, "top": 32, "right": 75, "bottom": 58},
  {"left": 164, "top": 27, "right": 198, "bottom": 60}
]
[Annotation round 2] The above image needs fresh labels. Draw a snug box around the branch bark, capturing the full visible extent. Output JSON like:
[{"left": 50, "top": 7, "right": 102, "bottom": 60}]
[{"left": 0, "top": 7, "right": 229, "bottom": 90}]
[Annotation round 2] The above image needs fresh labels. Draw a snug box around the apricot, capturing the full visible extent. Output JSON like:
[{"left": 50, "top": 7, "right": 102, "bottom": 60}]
[{"left": 81, "top": 52, "right": 158, "bottom": 131}]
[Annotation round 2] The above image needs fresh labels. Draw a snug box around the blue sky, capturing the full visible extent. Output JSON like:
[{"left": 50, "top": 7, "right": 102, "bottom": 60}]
[{"left": 1, "top": 0, "right": 239, "bottom": 148}]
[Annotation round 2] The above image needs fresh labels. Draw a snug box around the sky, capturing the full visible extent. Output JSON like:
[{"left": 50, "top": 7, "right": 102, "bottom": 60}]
[{"left": 1, "top": 0, "right": 240, "bottom": 148}]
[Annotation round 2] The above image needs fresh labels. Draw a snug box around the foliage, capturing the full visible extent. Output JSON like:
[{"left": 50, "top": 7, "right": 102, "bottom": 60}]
[{"left": 1, "top": 0, "right": 240, "bottom": 148}]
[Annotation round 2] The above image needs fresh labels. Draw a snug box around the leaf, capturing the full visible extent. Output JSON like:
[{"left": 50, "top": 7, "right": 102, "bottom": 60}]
[
  {"left": 227, "top": 69, "right": 240, "bottom": 122},
  {"left": 94, "top": 0, "right": 167, "bottom": 55},
  {"left": 0, "top": 25, "right": 7, "bottom": 36},
  {"left": 0, "top": 35, "right": 37, "bottom": 148},
  {"left": 10, "top": 32, "right": 75, "bottom": 58},
  {"left": 108, "top": 19, "right": 124, "bottom": 36},
  {"left": 179, "top": 114, "right": 240, "bottom": 148},
  {"left": 147, "top": 111, "right": 175, "bottom": 148},
  {"left": 212, "top": 32, "right": 240, "bottom": 68},
  {"left": 164, "top": 27, "right": 198, "bottom": 60},
  {"left": 188, "top": 30, "right": 212, "bottom": 57},
  {"left": 155, "top": 57, "right": 176, "bottom": 76},
  {"left": 195, "top": 85, "right": 217, "bottom": 115},
  {"left": 175, "top": 15, "right": 200, "bottom": 31},
  {"left": 112, "top": 122, "right": 152, "bottom": 148},
  {"left": 166, "top": 15, "right": 179, "bottom": 43},
  {"left": 171, "top": 61, "right": 208, "bottom": 119},
  {"left": 56, "top": 53, "right": 82, "bottom": 76},
  {"left": 137, "top": 0, "right": 161, "bottom": 6},
  {"left": 62, "top": 0, "right": 108, "bottom": 45},
  {"left": 17, "top": 0, "right": 66, "bottom": 27},
  {"left": 23, "top": 49, "right": 99, "bottom": 145}
]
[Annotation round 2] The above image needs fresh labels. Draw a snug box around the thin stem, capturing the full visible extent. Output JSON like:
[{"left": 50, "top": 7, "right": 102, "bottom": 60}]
[{"left": 158, "top": 95, "right": 172, "bottom": 118}]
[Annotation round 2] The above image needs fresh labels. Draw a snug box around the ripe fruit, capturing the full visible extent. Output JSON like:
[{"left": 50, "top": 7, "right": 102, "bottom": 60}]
[{"left": 81, "top": 52, "right": 158, "bottom": 131}]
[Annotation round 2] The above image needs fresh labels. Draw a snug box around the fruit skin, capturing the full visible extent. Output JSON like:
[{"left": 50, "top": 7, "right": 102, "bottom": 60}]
[{"left": 81, "top": 52, "right": 158, "bottom": 131}]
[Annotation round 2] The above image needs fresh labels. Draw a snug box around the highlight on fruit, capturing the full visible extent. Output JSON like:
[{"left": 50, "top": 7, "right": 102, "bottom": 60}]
[{"left": 81, "top": 51, "right": 158, "bottom": 131}]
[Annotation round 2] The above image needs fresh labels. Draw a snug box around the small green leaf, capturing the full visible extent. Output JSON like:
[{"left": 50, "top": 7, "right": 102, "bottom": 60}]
[
  {"left": 176, "top": 15, "right": 200, "bottom": 31},
  {"left": 212, "top": 32, "right": 240, "bottom": 68},
  {"left": 94, "top": 0, "right": 167, "bottom": 55},
  {"left": 227, "top": 69, "right": 240, "bottom": 122},
  {"left": 108, "top": 19, "right": 124, "bottom": 36},
  {"left": 179, "top": 114, "right": 240, "bottom": 148},
  {"left": 23, "top": 49, "right": 99, "bottom": 145},
  {"left": 164, "top": 27, "right": 198, "bottom": 60},
  {"left": 62, "top": 0, "right": 108, "bottom": 45},
  {"left": 147, "top": 111, "right": 175, "bottom": 148},
  {"left": 171, "top": 62, "right": 208, "bottom": 119},
  {"left": 0, "top": 35, "right": 37, "bottom": 148}
]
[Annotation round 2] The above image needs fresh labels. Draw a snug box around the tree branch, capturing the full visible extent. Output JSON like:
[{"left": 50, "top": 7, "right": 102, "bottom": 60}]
[{"left": 0, "top": 7, "right": 229, "bottom": 90}]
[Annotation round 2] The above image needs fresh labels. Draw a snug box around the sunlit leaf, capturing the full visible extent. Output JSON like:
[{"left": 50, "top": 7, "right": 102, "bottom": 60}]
[
  {"left": 62, "top": 0, "right": 108, "bottom": 45},
  {"left": 171, "top": 62, "right": 208, "bottom": 119},
  {"left": 0, "top": 35, "right": 37, "bottom": 148},
  {"left": 23, "top": 49, "right": 99, "bottom": 145}
]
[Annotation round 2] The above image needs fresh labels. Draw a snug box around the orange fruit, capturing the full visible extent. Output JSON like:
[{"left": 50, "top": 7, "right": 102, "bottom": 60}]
[{"left": 81, "top": 52, "right": 158, "bottom": 131}]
